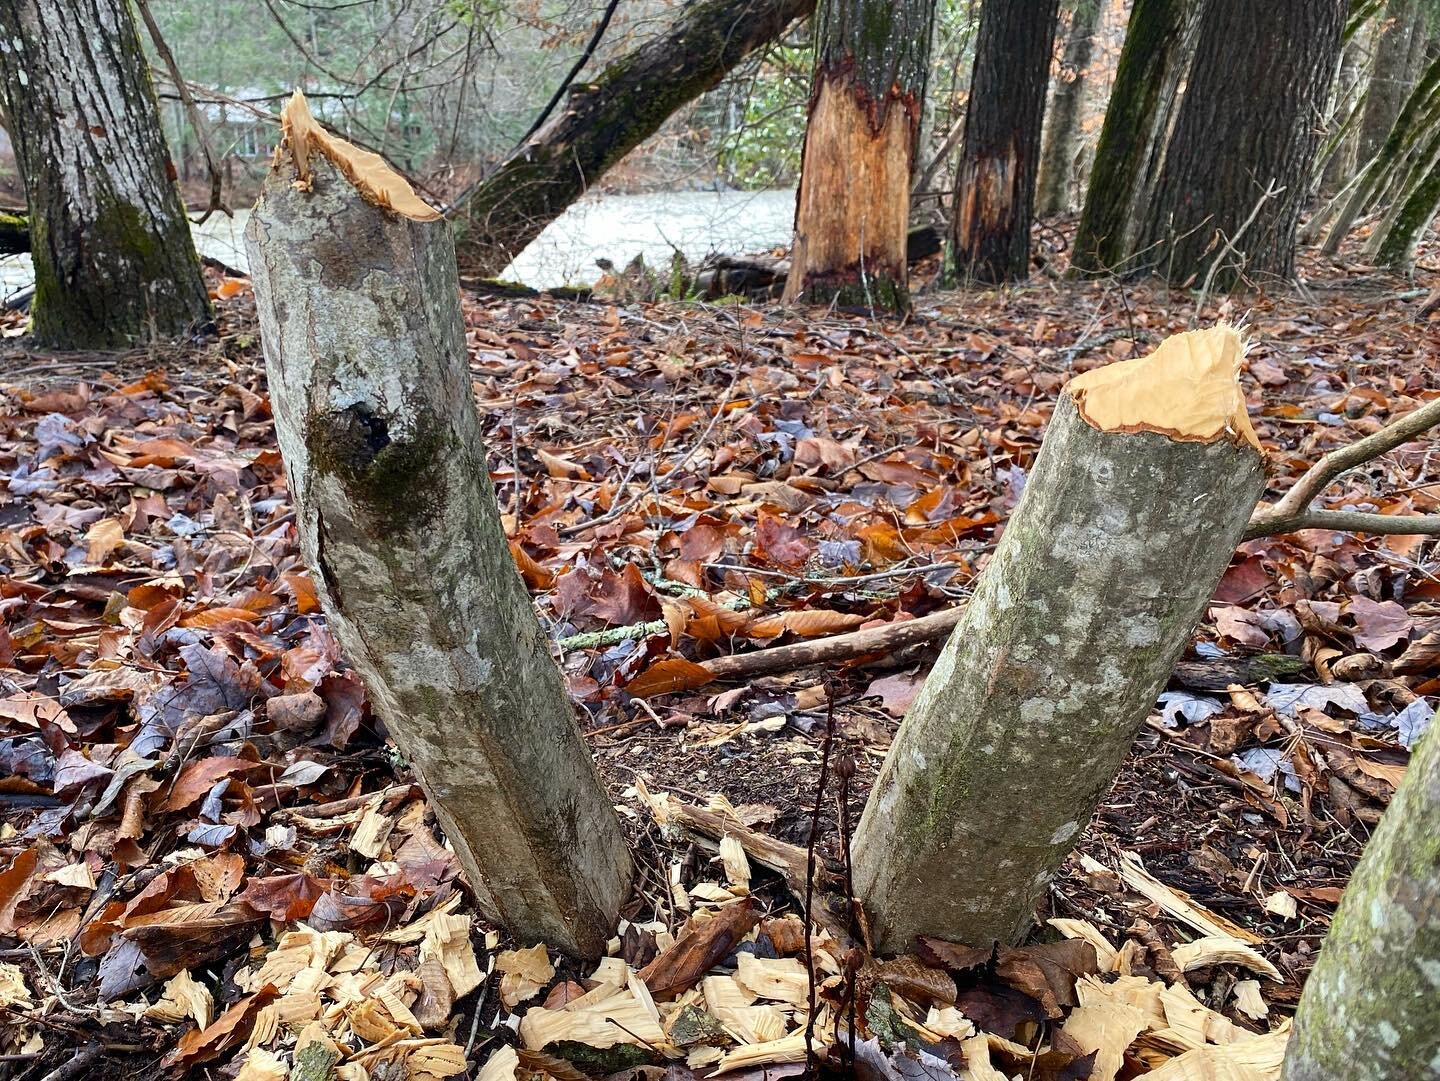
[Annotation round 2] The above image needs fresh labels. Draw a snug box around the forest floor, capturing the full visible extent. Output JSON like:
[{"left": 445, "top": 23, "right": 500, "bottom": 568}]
[{"left": 0, "top": 226, "right": 1437, "bottom": 1081}]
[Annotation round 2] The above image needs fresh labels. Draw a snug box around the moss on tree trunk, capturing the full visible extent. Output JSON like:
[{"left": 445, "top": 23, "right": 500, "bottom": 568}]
[
  {"left": 247, "top": 144, "right": 632, "bottom": 957},
  {"left": 1071, "top": 0, "right": 1196, "bottom": 274},
  {"left": 452, "top": 0, "right": 814, "bottom": 276},
  {"left": 1283, "top": 709, "right": 1440, "bottom": 1081},
  {"left": 0, "top": 0, "right": 210, "bottom": 348},
  {"left": 1372, "top": 138, "right": 1440, "bottom": 269}
]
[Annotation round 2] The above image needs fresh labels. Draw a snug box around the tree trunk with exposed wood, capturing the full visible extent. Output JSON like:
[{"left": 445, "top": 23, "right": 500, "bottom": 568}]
[
  {"left": 1140, "top": 0, "right": 1347, "bottom": 287},
  {"left": 951, "top": 0, "right": 1061, "bottom": 283},
  {"left": 853, "top": 326, "right": 1265, "bottom": 951},
  {"left": 1283, "top": 710, "right": 1440, "bottom": 1081},
  {"left": 452, "top": 0, "right": 814, "bottom": 276},
  {"left": 1071, "top": 0, "right": 1197, "bottom": 274},
  {"left": 782, "top": 0, "right": 937, "bottom": 309},
  {"left": 0, "top": 0, "right": 210, "bottom": 348},
  {"left": 247, "top": 94, "right": 633, "bottom": 958},
  {"left": 1036, "top": 0, "right": 1103, "bottom": 216}
]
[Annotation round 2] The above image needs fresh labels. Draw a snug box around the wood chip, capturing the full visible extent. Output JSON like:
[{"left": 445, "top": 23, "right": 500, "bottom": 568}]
[
  {"left": 720, "top": 834, "right": 751, "bottom": 891},
  {"left": 144, "top": 968, "right": 214, "bottom": 1028},
  {"left": 497, "top": 944, "right": 553, "bottom": 1008},
  {"left": 475, "top": 1045, "right": 518, "bottom": 1081},
  {"left": 734, "top": 953, "right": 809, "bottom": 1007},
  {"left": 711, "top": 1032, "right": 809, "bottom": 1075},
  {"left": 350, "top": 798, "right": 395, "bottom": 860},
  {"left": 1047, "top": 917, "right": 1119, "bottom": 971},
  {"left": 1170, "top": 936, "right": 1283, "bottom": 981},
  {"left": 1083, "top": 853, "right": 1263, "bottom": 943},
  {"left": 421, "top": 912, "right": 483, "bottom": 999},
  {"left": 1262, "top": 891, "right": 1299, "bottom": 920},
  {"left": 1141, "top": 1023, "right": 1289, "bottom": 1081},
  {"left": 1233, "top": 980, "right": 1268, "bottom": 1021},
  {"left": 1062, "top": 999, "right": 1150, "bottom": 1081}
]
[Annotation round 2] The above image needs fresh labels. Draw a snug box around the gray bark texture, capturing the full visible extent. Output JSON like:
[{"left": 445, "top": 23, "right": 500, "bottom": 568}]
[
  {"left": 1283, "top": 709, "right": 1440, "bottom": 1081},
  {"left": 1036, "top": 0, "right": 1102, "bottom": 215},
  {"left": 246, "top": 153, "right": 633, "bottom": 958},
  {"left": 0, "top": 0, "right": 211, "bottom": 348},
  {"left": 852, "top": 390, "right": 1264, "bottom": 952},
  {"left": 1360, "top": 0, "right": 1424, "bottom": 161}
]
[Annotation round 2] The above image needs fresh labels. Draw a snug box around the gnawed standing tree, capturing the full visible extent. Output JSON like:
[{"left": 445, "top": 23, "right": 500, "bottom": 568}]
[
  {"left": 247, "top": 93, "right": 633, "bottom": 957},
  {"left": 452, "top": 0, "right": 815, "bottom": 275},
  {"left": 1140, "top": 0, "right": 1348, "bottom": 287},
  {"left": 0, "top": 0, "right": 211, "bottom": 348},
  {"left": 782, "top": 0, "right": 937, "bottom": 309},
  {"left": 853, "top": 326, "right": 1266, "bottom": 950},
  {"left": 951, "top": 0, "right": 1060, "bottom": 283},
  {"left": 1282, "top": 709, "right": 1440, "bottom": 1081}
]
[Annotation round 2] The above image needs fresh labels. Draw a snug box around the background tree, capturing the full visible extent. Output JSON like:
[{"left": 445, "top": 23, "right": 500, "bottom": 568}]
[
  {"left": 1139, "top": 0, "right": 1348, "bottom": 287},
  {"left": 1036, "top": 0, "right": 1103, "bottom": 216},
  {"left": 1360, "top": 0, "right": 1428, "bottom": 160},
  {"left": 0, "top": 0, "right": 211, "bottom": 348},
  {"left": 1070, "top": 0, "right": 1198, "bottom": 274},
  {"left": 452, "top": 0, "right": 815, "bottom": 275},
  {"left": 782, "top": 0, "right": 937, "bottom": 309},
  {"left": 1282, "top": 711, "right": 1440, "bottom": 1081},
  {"left": 951, "top": 0, "right": 1060, "bottom": 283}
]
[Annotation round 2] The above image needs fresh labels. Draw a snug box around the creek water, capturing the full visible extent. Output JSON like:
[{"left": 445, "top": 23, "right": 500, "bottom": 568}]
[{"left": 0, "top": 188, "right": 797, "bottom": 301}]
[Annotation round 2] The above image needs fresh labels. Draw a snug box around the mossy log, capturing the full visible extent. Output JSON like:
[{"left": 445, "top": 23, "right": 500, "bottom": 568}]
[
  {"left": 452, "top": 0, "right": 814, "bottom": 276},
  {"left": 1283, "top": 708, "right": 1440, "bottom": 1081},
  {"left": 0, "top": 210, "right": 28, "bottom": 255},
  {"left": 852, "top": 326, "right": 1266, "bottom": 952},
  {"left": 0, "top": 0, "right": 210, "bottom": 347},
  {"left": 782, "top": 0, "right": 935, "bottom": 310},
  {"left": 246, "top": 93, "right": 632, "bottom": 957}
]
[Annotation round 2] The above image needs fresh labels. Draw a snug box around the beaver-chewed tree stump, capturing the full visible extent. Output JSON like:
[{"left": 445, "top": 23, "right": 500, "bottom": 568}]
[
  {"left": 246, "top": 91, "right": 632, "bottom": 957},
  {"left": 853, "top": 325, "right": 1266, "bottom": 952}
]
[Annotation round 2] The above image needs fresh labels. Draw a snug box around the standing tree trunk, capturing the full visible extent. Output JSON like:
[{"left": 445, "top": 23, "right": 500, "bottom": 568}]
[
  {"left": 1282, "top": 710, "right": 1440, "bottom": 1081},
  {"left": 247, "top": 93, "right": 633, "bottom": 958},
  {"left": 0, "top": 0, "right": 210, "bottom": 348},
  {"left": 1370, "top": 139, "right": 1440, "bottom": 267},
  {"left": 452, "top": 0, "right": 814, "bottom": 276},
  {"left": 951, "top": 0, "right": 1061, "bottom": 283},
  {"left": 1319, "top": 21, "right": 1378, "bottom": 197},
  {"left": 782, "top": 0, "right": 937, "bottom": 310},
  {"left": 1359, "top": 0, "right": 1424, "bottom": 161},
  {"left": 853, "top": 326, "right": 1265, "bottom": 951},
  {"left": 1036, "top": 0, "right": 1103, "bottom": 216},
  {"left": 1070, "top": 0, "right": 1197, "bottom": 274},
  {"left": 1140, "top": 0, "right": 1348, "bottom": 287}
]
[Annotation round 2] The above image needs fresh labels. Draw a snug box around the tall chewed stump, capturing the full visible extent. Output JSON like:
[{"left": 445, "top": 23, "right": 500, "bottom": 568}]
[
  {"left": 781, "top": 0, "right": 935, "bottom": 311},
  {"left": 1283, "top": 709, "right": 1440, "bottom": 1081},
  {"left": 853, "top": 326, "right": 1266, "bottom": 952},
  {"left": 246, "top": 92, "right": 633, "bottom": 957}
]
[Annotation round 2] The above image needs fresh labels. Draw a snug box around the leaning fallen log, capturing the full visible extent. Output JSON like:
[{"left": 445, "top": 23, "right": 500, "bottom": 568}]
[{"left": 0, "top": 208, "right": 27, "bottom": 254}]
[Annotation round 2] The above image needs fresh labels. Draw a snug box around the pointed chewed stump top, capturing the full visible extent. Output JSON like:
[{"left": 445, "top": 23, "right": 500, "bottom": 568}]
[
  {"left": 1067, "top": 324, "right": 1262, "bottom": 453},
  {"left": 276, "top": 90, "right": 440, "bottom": 222}
]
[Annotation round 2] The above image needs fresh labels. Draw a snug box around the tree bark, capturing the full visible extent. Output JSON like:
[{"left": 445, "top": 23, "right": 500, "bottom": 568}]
[
  {"left": 1141, "top": 0, "right": 1347, "bottom": 288},
  {"left": 852, "top": 326, "right": 1265, "bottom": 952},
  {"left": 247, "top": 95, "right": 633, "bottom": 958},
  {"left": 452, "top": 0, "right": 814, "bottom": 276},
  {"left": 1282, "top": 709, "right": 1440, "bottom": 1081},
  {"left": 1359, "top": 0, "right": 1424, "bottom": 161},
  {"left": 1070, "top": 0, "right": 1197, "bottom": 274},
  {"left": 0, "top": 0, "right": 210, "bottom": 348},
  {"left": 1036, "top": 0, "right": 1103, "bottom": 216},
  {"left": 951, "top": 0, "right": 1061, "bottom": 283},
  {"left": 782, "top": 0, "right": 937, "bottom": 309}
]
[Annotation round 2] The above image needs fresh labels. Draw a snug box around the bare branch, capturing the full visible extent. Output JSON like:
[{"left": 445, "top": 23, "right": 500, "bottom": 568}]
[{"left": 1245, "top": 395, "right": 1440, "bottom": 538}]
